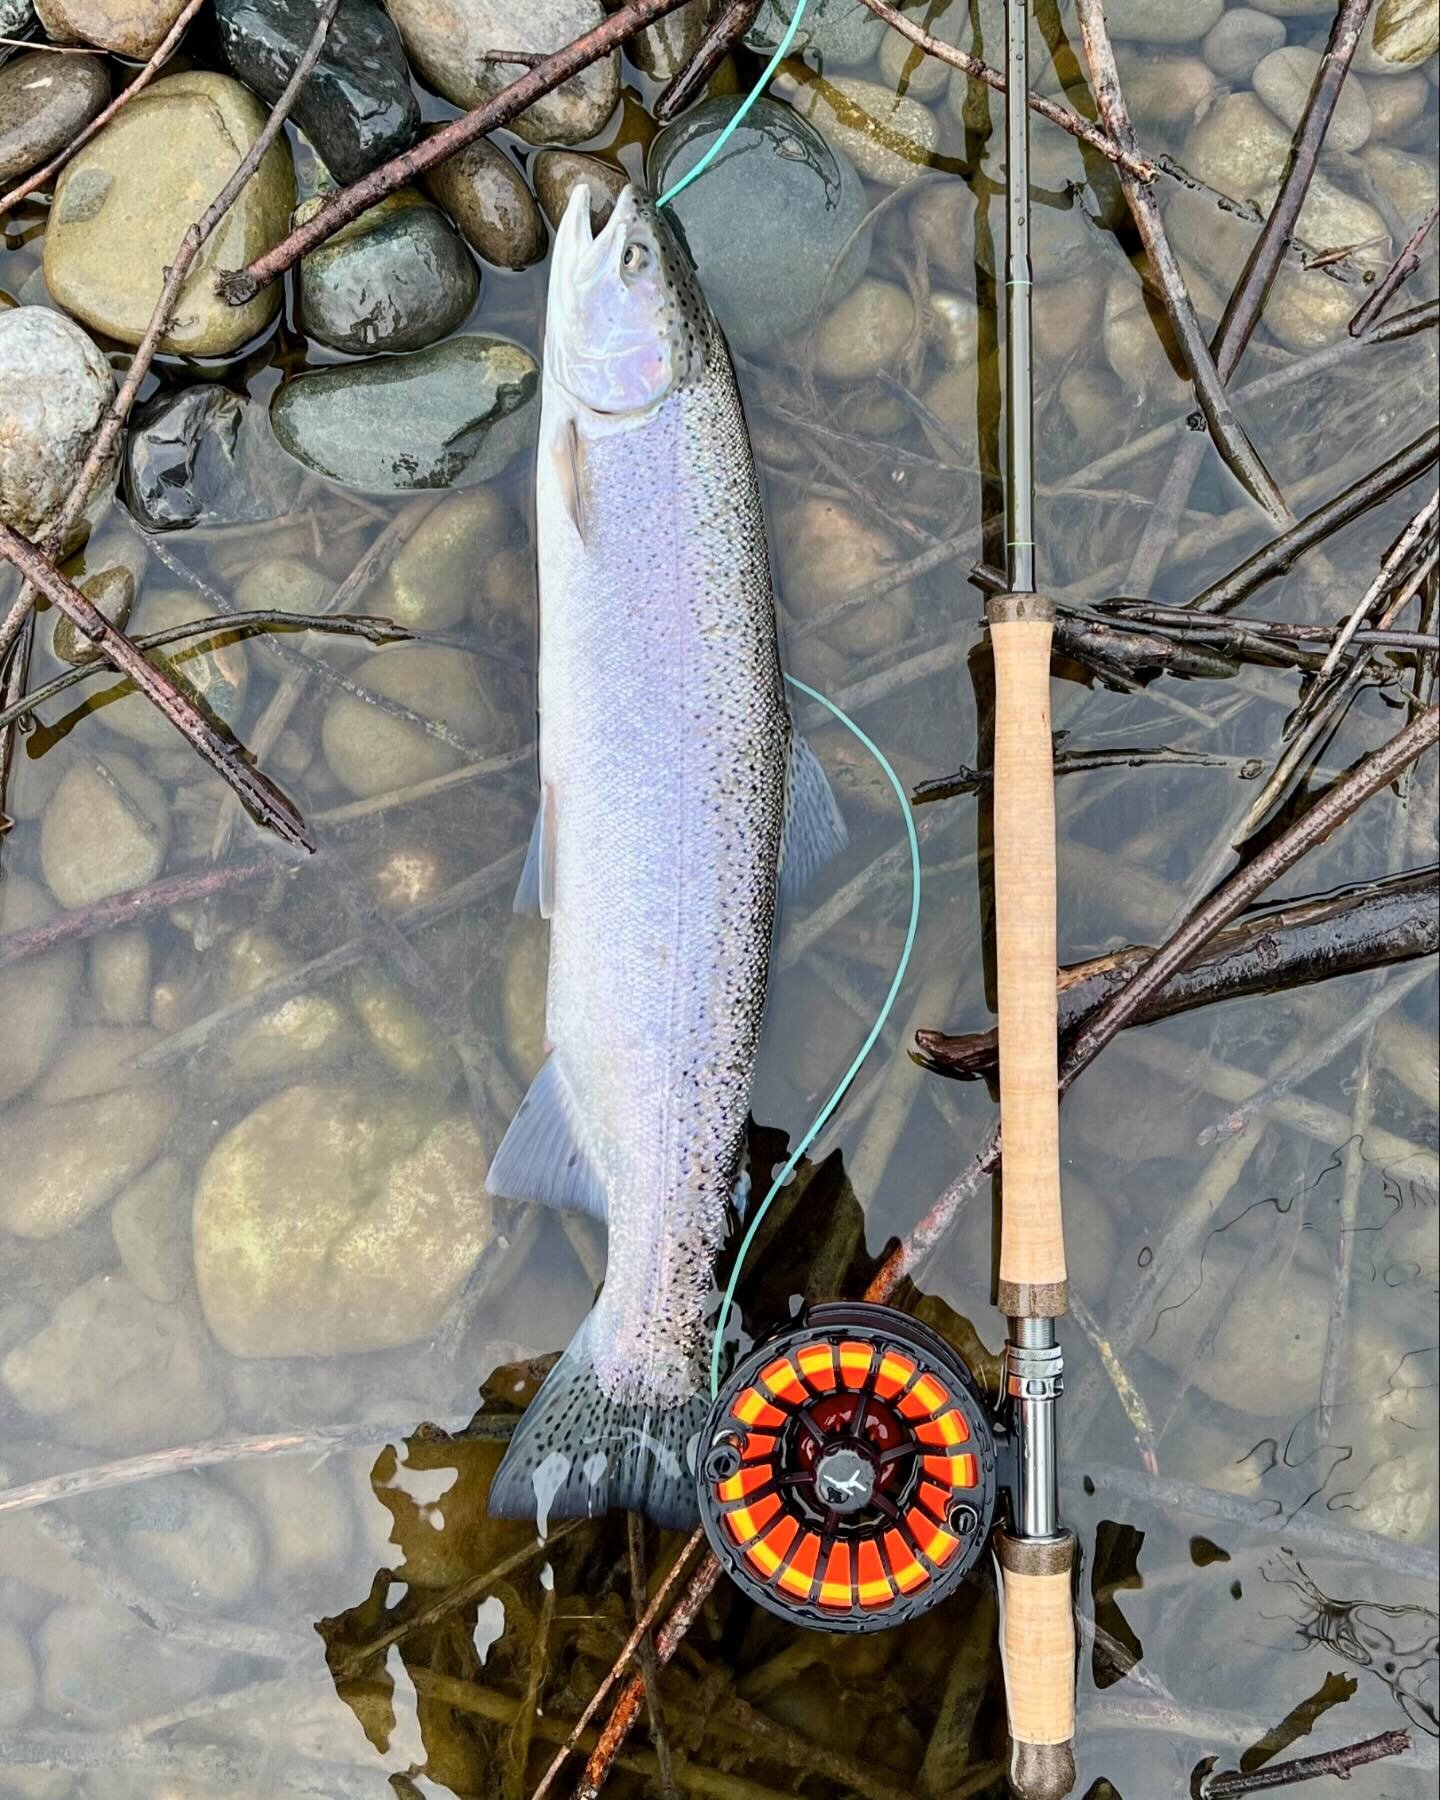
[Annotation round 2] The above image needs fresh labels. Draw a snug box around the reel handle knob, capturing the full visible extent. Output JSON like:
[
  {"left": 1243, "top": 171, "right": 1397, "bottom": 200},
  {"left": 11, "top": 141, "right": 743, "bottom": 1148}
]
[{"left": 996, "top": 1529, "right": 1076, "bottom": 1799}]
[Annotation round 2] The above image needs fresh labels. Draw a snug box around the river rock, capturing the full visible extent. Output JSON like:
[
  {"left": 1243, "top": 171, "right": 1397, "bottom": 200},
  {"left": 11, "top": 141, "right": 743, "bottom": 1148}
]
[
  {"left": 193, "top": 1082, "right": 492, "bottom": 1355},
  {"left": 43, "top": 72, "right": 294, "bottom": 356},
  {"left": 0, "top": 1078, "right": 175, "bottom": 1239},
  {"left": 927, "top": 291, "right": 979, "bottom": 367},
  {"left": 322, "top": 641, "right": 503, "bottom": 795},
  {"left": 777, "top": 497, "right": 915, "bottom": 657},
  {"left": 814, "top": 277, "right": 915, "bottom": 382},
  {"left": 781, "top": 70, "right": 939, "bottom": 187},
  {"left": 226, "top": 1455, "right": 354, "bottom": 1598},
  {"left": 215, "top": 926, "right": 353, "bottom": 1081},
  {"left": 1255, "top": 46, "right": 1374, "bottom": 151},
  {"left": 0, "top": 1620, "right": 35, "bottom": 1730},
  {"left": 40, "top": 751, "right": 170, "bottom": 909},
  {"left": 0, "top": 49, "right": 108, "bottom": 185},
  {"left": 911, "top": 176, "right": 1098, "bottom": 288},
  {"left": 297, "top": 190, "right": 478, "bottom": 355},
  {"left": 0, "top": 307, "right": 115, "bottom": 550},
  {"left": 1, "top": 1270, "right": 223, "bottom": 1449},
  {"left": 124, "top": 384, "right": 302, "bottom": 532},
  {"left": 33, "top": 0, "right": 188, "bottom": 55},
  {"left": 91, "top": 927, "right": 150, "bottom": 1025},
  {"left": 747, "top": 0, "right": 887, "bottom": 67},
  {"left": 879, "top": 15, "right": 954, "bottom": 99},
  {"left": 233, "top": 554, "right": 330, "bottom": 619},
  {"left": 647, "top": 96, "right": 871, "bottom": 352},
  {"left": 94, "top": 587, "right": 248, "bottom": 750},
  {"left": 1362, "top": 70, "right": 1431, "bottom": 137},
  {"left": 532, "top": 148, "right": 627, "bottom": 233},
  {"left": 0, "top": 875, "right": 82, "bottom": 1108},
  {"left": 1358, "top": 0, "right": 1440, "bottom": 71},
  {"left": 0, "top": 0, "right": 35, "bottom": 66},
  {"left": 1099, "top": 0, "right": 1223, "bottom": 38},
  {"left": 95, "top": 1472, "right": 264, "bottom": 1608},
  {"left": 111, "top": 1157, "right": 190, "bottom": 1302},
  {"left": 51, "top": 564, "right": 133, "bottom": 665},
  {"left": 422, "top": 135, "right": 546, "bottom": 269},
  {"left": 352, "top": 968, "right": 458, "bottom": 1090},
  {"left": 35, "top": 1024, "right": 160, "bottom": 1102},
  {"left": 37, "top": 1602, "right": 216, "bottom": 1727},
  {"left": 1362, "top": 140, "right": 1439, "bottom": 217},
  {"left": 386, "top": 0, "right": 618, "bottom": 143},
  {"left": 215, "top": 0, "right": 419, "bottom": 184},
  {"left": 1202, "top": 7, "right": 1285, "bottom": 76},
  {"left": 1115, "top": 50, "right": 1217, "bottom": 131},
  {"left": 380, "top": 486, "right": 511, "bottom": 631},
  {"left": 269, "top": 334, "right": 539, "bottom": 493},
  {"left": 631, "top": 0, "right": 708, "bottom": 77}
]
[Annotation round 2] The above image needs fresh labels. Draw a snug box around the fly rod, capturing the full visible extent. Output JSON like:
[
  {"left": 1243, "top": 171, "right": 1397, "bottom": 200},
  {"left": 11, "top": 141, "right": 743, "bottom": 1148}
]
[{"left": 988, "top": 2, "right": 1077, "bottom": 1794}]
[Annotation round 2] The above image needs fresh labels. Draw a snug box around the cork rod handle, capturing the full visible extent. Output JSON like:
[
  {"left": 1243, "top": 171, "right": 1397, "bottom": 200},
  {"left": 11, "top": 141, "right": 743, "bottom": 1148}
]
[
  {"left": 987, "top": 596, "right": 1067, "bottom": 1317},
  {"left": 997, "top": 1531, "right": 1077, "bottom": 1799}
]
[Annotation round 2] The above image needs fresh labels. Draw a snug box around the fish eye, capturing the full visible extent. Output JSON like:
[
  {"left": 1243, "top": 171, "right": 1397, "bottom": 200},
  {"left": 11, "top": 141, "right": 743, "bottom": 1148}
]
[{"left": 620, "top": 240, "right": 651, "bottom": 277}]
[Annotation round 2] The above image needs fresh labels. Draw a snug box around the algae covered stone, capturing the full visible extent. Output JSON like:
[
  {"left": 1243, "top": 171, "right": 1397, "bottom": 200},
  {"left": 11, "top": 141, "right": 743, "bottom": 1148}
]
[
  {"left": 0, "top": 306, "right": 116, "bottom": 549},
  {"left": 0, "top": 1081, "right": 176, "bottom": 1238},
  {"left": 322, "top": 642, "right": 506, "bottom": 795},
  {"left": 269, "top": 335, "right": 539, "bottom": 493},
  {"left": 34, "top": 0, "right": 190, "bottom": 57},
  {"left": 0, "top": 48, "right": 109, "bottom": 185},
  {"left": 193, "top": 1082, "right": 493, "bottom": 1355},
  {"left": 40, "top": 750, "right": 170, "bottom": 908},
  {"left": 0, "top": 874, "right": 82, "bottom": 1107},
  {"left": 423, "top": 134, "right": 546, "bottom": 269},
  {"left": 43, "top": 71, "right": 294, "bottom": 356}
]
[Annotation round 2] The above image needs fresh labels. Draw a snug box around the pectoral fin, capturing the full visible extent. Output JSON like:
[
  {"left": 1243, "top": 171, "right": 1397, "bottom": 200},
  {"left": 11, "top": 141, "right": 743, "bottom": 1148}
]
[
  {"left": 551, "top": 413, "right": 587, "bottom": 542},
  {"left": 779, "top": 731, "right": 849, "bottom": 900},
  {"left": 513, "top": 782, "right": 558, "bottom": 917}
]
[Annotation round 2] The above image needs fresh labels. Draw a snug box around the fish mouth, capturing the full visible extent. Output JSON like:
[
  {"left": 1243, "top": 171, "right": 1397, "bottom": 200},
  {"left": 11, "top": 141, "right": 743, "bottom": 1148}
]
[{"left": 553, "top": 181, "right": 650, "bottom": 287}]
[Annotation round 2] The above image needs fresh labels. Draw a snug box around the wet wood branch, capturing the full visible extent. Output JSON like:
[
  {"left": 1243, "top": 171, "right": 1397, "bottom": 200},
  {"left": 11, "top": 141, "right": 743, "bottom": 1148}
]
[
  {"left": 217, "top": 0, "right": 697, "bottom": 303},
  {"left": 1350, "top": 202, "right": 1438, "bottom": 338},
  {"left": 1189, "top": 426, "right": 1439, "bottom": 614},
  {"left": 1198, "top": 1727, "right": 1410, "bottom": 1797},
  {"left": 0, "top": 522, "right": 313, "bottom": 848},
  {"left": 655, "top": 0, "right": 762, "bottom": 123},
  {"left": 916, "top": 869, "right": 1438, "bottom": 1080},
  {"left": 0, "top": 0, "right": 207, "bottom": 217},
  {"left": 1129, "top": 0, "right": 1377, "bottom": 587},
  {"left": 1319, "top": 487, "right": 1439, "bottom": 679},
  {"left": 1073, "top": 0, "right": 1288, "bottom": 525},
  {"left": 856, "top": 0, "right": 1155, "bottom": 182}
]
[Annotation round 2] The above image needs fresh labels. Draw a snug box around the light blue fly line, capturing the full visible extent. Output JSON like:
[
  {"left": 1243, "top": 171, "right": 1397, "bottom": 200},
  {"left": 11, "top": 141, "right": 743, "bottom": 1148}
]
[{"left": 647, "top": 0, "right": 921, "bottom": 1397}]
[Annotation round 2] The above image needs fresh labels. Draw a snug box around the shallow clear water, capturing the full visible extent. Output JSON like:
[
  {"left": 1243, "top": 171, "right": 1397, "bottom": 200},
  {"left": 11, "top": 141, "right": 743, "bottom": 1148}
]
[{"left": 2, "top": 7, "right": 1438, "bottom": 1799}]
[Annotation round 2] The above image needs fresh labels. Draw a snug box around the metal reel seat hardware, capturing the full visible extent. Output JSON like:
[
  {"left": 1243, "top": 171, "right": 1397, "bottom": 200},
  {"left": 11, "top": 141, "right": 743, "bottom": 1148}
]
[{"left": 698, "top": 1301, "right": 999, "bottom": 1632}]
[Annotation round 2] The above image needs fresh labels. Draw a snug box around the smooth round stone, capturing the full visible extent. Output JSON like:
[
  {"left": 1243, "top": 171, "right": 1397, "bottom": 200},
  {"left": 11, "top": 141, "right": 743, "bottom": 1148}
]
[
  {"left": 111, "top": 1157, "right": 189, "bottom": 1302},
  {"left": 928, "top": 291, "right": 980, "bottom": 367},
  {"left": 124, "top": 384, "right": 301, "bottom": 532},
  {"left": 647, "top": 96, "right": 872, "bottom": 353},
  {"left": 777, "top": 497, "right": 914, "bottom": 656},
  {"left": 193, "top": 1082, "right": 492, "bottom": 1356},
  {"left": 51, "top": 564, "right": 133, "bottom": 665},
  {"left": 352, "top": 968, "right": 458, "bottom": 1090},
  {"left": 532, "top": 148, "right": 628, "bottom": 233},
  {"left": 911, "top": 177, "right": 1098, "bottom": 288},
  {"left": 0, "top": 307, "right": 115, "bottom": 550},
  {"left": 37, "top": 1603, "right": 216, "bottom": 1726},
  {"left": 0, "top": 875, "right": 82, "bottom": 1108},
  {"left": 323, "top": 642, "right": 500, "bottom": 795},
  {"left": 35, "top": 1023, "right": 161, "bottom": 1102},
  {"left": 0, "top": 1079, "right": 176, "bottom": 1239},
  {"left": 0, "top": 49, "right": 108, "bottom": 185},
  {"left": 1362, "top": 141, "right": 1439, "bottom": 217},
  {"left": 214, "top": 0, "right": 419, "bottom": 185},
  {"left": 747, "top": 0, "right": 887, "bottom": 67},
  {"left": 91, "top": 928, "right": 150, "bottom": 1026},
  {"left": 503, "top": 916, "right": 548, "bottom": 1083},
  {"left": 225, "top": 1455, "right": 354, "bottom": 1598},
  {"left": 0, "top": 0, "right": 36, "bottom": 62},
  {"left": 879, "top": 20, "right": 953, "bottom": 99},
  {"left": 233, "top": 554, "right": 330, "bottom": 618},
  {"left": 40, "top": 750, "right": 170, "bottom": 909},
  {"left": 1202, "top": 8, "right": 1285, "bottom": 77},
  {"left": 269, "top": 334, "right": 539, "bottom": 494},
  {"left": 1098, "top": 0, "right": 1224, "bottom": 41},
  {"left": 1358, "top": 0, "right": 1440, "bottom": 69},
  {"left": 386, "top": 0, "right": 617, "bottom": 143},
  {"left": 381, "top": 486, "right": 511, "bottom": 631},
  {"left": 0, "top": 1621, "right": 35, "bottom": 1731},
  {"left": 297, "top": 190, "right": 478, "bottom": 355},
  {"left": 90, "top": 1473, "right": 263, "bottom": 1609},
  {"left": 814, "top": 278, "right": 915, "bottom": 382},
  {"left": 1255, "top": 46, "right": 1374, "bottom": 151},
  {"left": 1362, "top": 70, "right": 1431, "bottom": 137},
  {"left": 34, "top": 0, "right": 188, "bottom": 56},
  {"left": 780, "top": 71, "right": 939, "bottom": 187},
  {"left": 631, "top": 0, "right": 709, "bottom": 78},
  {"left": 44, "top": 72, "right": 294, "bottom": 356},
  {"left": 1115, "top": 50, "right": 1217, "bottom": 130},
  {"left": 94, "top": 588, "right": 249, "bottom": 751},
  {"left": 423, "top": 135, "right": 546, "bottom": 270},
  {"left": 216, "top": 926, "right": 353, "bottom": 1082}
]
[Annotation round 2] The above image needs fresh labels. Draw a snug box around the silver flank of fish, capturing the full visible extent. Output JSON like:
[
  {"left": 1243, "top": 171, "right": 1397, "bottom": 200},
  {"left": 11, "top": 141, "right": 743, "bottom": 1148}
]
[{"left": 485, "top": 184, "right": 843, "bottom": 1530}]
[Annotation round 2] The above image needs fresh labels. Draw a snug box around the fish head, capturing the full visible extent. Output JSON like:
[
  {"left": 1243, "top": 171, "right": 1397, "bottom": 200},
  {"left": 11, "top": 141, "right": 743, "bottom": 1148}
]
[{"left": 545, "top": 182, "right": 710, "bottom": 418}]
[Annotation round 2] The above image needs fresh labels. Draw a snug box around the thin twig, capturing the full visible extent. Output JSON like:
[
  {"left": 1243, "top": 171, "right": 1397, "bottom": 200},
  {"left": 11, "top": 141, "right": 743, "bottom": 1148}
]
[
  {"left": 1128, "top": 0, "right": 1377, "bottom": 588},
  {"left": 1073, "top": 0, "right": 1288, "bottom": 525},
  {"left": 0, "top": 522, "right": 313, "bottom": 848},
  {"left": 856, "top": 0, "right": 1155, "bottom": 182},
  {"left": 1318, "top": 489, "right": 1439, "bottom": 679},
  {"left": 218, "top": 0, "right": 696, "bottom": 303},
  {"left": 1198, "top": 1727, "right": 1410, "bottom": 1796},
  {"left": 625, "top": 1515, "right": 677, "bottom": 1800},
  {"left": 0, "top": 0, "right": 207, "bottom": 217},
  {"left": 1350, "top": 203, "right": 1439, "bottom": 338}
]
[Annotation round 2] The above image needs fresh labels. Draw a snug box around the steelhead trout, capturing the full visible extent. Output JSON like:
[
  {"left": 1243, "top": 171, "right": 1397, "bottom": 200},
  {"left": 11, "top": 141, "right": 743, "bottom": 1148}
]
[{"left": 486, "top": 184, "right": 845, "bottom": 1530}]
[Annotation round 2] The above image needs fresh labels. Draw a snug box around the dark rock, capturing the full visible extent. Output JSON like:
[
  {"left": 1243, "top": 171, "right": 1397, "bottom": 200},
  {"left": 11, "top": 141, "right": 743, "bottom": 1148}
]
[
  {"left": 0, "top": 2, "right": 36, "bottom": 68},
  {"left": 124, "top": 384, "right": 302, "bottom": 532},
  {"left": 298, "top": 189, "right": 478, "bottom": 354},
  {"left": 532, "top": 149, "right": 627, "bottom": 233},
  {"left": 422, "top": 133, "right": 546, "bottom": 270},
  {"left": 0, "top": 49, "right": 109, "bottom": 185},
  {"left": 269, "top": 335, "right": 539, "bottom": 494},
  {"left": 646, "top": 96, "right": 872, "bottom": 353},
  {"left": 214, "top": 0, "right": 420, "bottom": 185}
]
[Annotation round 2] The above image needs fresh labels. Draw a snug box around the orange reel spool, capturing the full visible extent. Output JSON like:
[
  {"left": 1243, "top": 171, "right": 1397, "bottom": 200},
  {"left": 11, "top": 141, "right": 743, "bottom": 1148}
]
[{"left": 698, "top": 1302, "right": 1000, "bottom": 1631}]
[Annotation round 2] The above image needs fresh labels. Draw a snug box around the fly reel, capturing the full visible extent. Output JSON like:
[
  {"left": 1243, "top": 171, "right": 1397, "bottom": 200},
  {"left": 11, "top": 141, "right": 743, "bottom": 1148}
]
[{"left": 697, "top": 1301, "right": 1001, "bottom": 1631}]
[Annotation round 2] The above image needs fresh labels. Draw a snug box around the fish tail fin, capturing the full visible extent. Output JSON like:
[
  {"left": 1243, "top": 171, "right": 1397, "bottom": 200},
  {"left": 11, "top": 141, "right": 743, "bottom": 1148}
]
[{"left": 488, "top": 1311, "right": 706, "bottom": 1532}]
